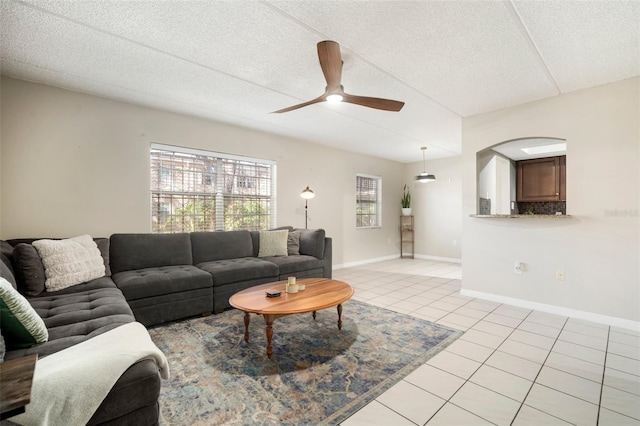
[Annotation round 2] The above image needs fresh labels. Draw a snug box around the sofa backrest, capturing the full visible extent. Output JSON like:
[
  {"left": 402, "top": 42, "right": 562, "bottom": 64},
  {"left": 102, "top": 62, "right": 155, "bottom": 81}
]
[
  {"left": 110, "top": 233, "right": 193, "bottom": 274},
  {"left": 3, "top": 238, "right": 112, "bottom": 295},
  {"left": 190, "top": 231, "right": 254, "bottom": 265},
  {"left": 0, "top": 241, "right": 16, "bottom": 288}
]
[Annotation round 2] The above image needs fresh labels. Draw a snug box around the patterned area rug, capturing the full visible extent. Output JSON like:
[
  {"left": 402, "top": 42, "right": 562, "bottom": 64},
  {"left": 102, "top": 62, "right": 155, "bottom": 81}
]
[{"left": 149, "top": 299, "right": 461, "bottom": 425}]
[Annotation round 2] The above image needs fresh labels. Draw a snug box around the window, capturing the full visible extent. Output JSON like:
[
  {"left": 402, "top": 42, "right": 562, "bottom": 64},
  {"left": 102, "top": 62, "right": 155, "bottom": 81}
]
[
  {"left": 150, "top": 144, "right": 276, "bottom": 233},
  {"left": 356, "top": 174, "right": 382, "bottom": 228}
]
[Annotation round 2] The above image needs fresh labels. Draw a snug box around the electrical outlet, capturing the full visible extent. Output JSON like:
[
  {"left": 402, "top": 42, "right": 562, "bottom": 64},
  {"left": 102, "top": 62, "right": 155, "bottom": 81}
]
[
  {"left": 514, "top": 261, "right": 523, "bottom": 274},
  {"left": 556, "top": 270, "right": 566, "bottom": 281},
  {"left": 452, "top": 239, "right": 457, "bottom": 247}
]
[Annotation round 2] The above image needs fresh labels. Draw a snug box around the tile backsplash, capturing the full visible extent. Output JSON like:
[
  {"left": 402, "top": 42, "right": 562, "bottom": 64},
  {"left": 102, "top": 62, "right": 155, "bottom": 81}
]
[{"left": 517, "top": 201, "right": 566, "bottom": 215}]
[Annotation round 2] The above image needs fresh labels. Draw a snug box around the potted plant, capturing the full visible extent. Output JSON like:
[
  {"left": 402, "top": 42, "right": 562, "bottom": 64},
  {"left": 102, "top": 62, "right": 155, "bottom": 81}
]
[{"left": 401, "top": 184, "right": 412, "bottom": 216}]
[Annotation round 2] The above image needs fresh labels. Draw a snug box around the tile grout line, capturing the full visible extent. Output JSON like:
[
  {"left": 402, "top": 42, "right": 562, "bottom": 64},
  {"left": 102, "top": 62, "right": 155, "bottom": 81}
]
[
  {"left": 595, "top": 326, "right": 610, "bottom": 425},
  {"left": 421, "top": 301, "right": 506, "bottom": 424},
  {"left": 508, "top": 313, "right": 570, "bottom": 425},
  {"left": 341, "top": 263, "right": 639, "bottom": 425}
]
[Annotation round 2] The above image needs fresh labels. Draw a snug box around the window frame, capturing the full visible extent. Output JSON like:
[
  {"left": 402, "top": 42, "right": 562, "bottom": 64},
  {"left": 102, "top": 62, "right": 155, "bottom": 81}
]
[
  {"left": 356, "top": 173, "right": 382, "bottom": 229},
  {"left": 150, "top": 143, "right": 277, "bottom": 233}
]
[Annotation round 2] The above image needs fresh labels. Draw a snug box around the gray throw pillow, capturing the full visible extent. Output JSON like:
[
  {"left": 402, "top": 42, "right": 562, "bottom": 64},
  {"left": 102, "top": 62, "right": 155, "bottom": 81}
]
[
  {"left": 287, "top": 231, "right": 301, "bottom": 256},
  {"left": 12, "top": 243, "right": 46, "bottom": 296},
  {"left": 94, "top": 238, "right": 111, "bottom": 277}
]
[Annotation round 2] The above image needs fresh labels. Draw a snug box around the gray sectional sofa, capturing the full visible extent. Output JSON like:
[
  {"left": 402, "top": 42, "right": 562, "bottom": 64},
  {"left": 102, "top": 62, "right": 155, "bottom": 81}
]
[
  {"left": 109, "top": 228, "right": 331, "bottom": 322},
  {"left": 0, "top": 239, "right": 160, "bottom": 425},
  {"left": 0, "top": 228, "right": 331, "bottom": 425}
]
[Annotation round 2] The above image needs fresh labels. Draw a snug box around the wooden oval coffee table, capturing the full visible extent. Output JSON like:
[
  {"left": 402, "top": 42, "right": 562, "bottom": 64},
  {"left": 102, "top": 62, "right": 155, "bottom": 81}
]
[{"left": 229, "top": 278, "right": 354, "bottom": 358}]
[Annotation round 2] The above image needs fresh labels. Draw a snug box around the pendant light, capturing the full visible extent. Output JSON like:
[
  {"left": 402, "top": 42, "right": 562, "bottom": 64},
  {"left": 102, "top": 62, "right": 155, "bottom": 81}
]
[{"left": 415, "top": 146, "right": 436, "bottom": 182}]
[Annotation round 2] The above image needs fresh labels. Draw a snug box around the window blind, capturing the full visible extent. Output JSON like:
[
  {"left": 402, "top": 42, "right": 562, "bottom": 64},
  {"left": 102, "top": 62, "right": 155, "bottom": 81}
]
[
  {"left": 356, "top": 174, "right": 382, "bottom": 228},
  {"left": 151, "top": 144, "right": 276, "bottom": 232}
]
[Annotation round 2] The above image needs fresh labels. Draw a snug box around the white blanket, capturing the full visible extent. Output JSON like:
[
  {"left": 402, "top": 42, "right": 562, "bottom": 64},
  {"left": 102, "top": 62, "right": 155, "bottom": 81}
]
[{"left": 13, "top": 322, "right": 170, "bottom": 426}]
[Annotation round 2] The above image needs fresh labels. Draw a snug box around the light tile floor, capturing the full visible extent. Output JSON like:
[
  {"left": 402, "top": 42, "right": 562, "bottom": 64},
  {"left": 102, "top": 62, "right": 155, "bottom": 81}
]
[{"left": 334, "top": 259, "right": 640, "bottom": 426}]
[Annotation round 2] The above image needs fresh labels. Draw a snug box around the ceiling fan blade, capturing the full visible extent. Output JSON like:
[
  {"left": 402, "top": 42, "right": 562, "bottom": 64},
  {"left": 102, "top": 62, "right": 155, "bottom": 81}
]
[
  {"left": 317, "top": 40, "right": 342, "bottom": 91},
  {"left": 271, "top": 95, "right": 326, "bottom": 114},
  {"left": 272, "top": 40, "right": 405, "bottom": 114},
  {"left": 342, "top": 93, "right": 405, "bottom": 112}
]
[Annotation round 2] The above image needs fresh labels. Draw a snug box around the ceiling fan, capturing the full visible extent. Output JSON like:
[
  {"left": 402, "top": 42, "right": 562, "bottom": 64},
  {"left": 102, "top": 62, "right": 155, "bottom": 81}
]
[{"left": 272, "top": 40, "right": 405, "bottom": 114}]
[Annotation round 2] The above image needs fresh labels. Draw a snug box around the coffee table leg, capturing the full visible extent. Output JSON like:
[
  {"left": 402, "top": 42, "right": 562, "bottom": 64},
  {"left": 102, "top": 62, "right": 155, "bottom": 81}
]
[
  {"left": 264, "top": 314, "right": 275, "bottom": 359},
  {"left": 243, "top": 312, "right": 250, "bottom": 343},
  {"left": 337, "top": 304, "right": 343, "bottom": 330},
  {"left": 312, "top": 311, "right": 317, "bottom": 320}
]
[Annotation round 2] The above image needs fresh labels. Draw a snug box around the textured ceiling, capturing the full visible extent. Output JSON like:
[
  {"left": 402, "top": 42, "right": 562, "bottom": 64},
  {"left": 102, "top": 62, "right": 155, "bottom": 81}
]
[{"left": 1, "top": 0, "right": 638, "bottom": 163}]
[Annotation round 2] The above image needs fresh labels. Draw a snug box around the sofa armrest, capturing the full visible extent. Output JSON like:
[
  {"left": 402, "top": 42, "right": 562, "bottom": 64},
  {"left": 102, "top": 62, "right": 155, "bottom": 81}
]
[{"left": 322, "top": 237, "right": 332, "bottom": 278}]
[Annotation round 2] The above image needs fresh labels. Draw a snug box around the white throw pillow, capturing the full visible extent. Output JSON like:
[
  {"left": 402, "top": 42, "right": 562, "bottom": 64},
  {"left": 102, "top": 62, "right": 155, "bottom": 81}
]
[
  {"left": 32, "top": 235, "right": 105, "bottom": 292},
  {"left": 258, "top": 230, "right": 289, "bottom": 257}
]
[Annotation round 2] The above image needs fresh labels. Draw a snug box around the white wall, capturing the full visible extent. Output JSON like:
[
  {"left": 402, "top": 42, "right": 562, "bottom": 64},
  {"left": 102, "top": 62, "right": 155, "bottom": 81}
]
[
  {"left": 404, "top": 156, "right": 462, "bottom": 261},
  {"left": 477, "top": 150, "right": 513, "bottom": 215},
  {"left": 477, "top": 152, "right": 497, "bottom": 212},
  {"left": 0, "top": 77, "right": 406, "bottom": 267},
  {"left": 495, "top": 155, "right": 511, "bottom": 214},
  {"left": 462, "top": 77, "right": 640, "bottom": 325}
]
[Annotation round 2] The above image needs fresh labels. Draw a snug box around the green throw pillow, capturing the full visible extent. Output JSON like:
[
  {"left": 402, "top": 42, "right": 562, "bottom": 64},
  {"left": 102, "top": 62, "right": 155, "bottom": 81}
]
[
  {"left": 258, "top": 230, "right": 289, "bottom": 257},
  {"left": 0, "top": 277, "right": 48, "bottom": 350}
]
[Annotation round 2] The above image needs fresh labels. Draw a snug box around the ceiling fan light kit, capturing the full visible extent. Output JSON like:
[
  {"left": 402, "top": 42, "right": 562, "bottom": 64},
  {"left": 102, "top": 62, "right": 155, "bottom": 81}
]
[
  {"left": 272, "top": 41, "right": 404, "bottom": 114},
  {"left": 326, "top": 93, "right": 343, "bottom": 103},
  {"left": 415, "top": 147, "right": 436, "bottom": 183}
]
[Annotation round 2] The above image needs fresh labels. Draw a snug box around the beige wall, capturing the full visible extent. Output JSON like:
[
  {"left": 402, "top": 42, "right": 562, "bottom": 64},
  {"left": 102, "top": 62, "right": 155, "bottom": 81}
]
[
  {"left": 462, "top": 77, "right": 640, "bottom": 324},
  {"left": 404, "top": 156, "right": 463, "bottom": 261},
  {"left": 0, "top": 77, "right": 406, "bottom": 266}
]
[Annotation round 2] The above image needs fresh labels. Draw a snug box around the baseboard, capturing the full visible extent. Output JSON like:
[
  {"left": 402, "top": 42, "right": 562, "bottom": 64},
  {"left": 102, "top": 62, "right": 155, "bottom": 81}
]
[
  {"left": 414, "top": 254, "right": 462, "bottom": 264},
  {"left": 333, "top": 254, "right": 398, "bottom": 270},
  {"left": 460, "top": 289, "right": 640, "bottom": 332},
  {"left": 333, "top": 254, "right": 462, "bottom": 269}
]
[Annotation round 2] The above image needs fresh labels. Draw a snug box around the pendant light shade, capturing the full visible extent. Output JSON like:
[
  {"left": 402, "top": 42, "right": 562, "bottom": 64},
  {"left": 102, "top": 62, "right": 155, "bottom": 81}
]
[{"left": 415, "top": 146, "right": 436, "bottom": 183}]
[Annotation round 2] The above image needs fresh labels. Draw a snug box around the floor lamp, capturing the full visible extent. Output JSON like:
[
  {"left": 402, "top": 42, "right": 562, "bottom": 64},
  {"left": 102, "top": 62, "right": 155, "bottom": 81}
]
[{"left": 300, "top": 186, "right": 315, "bottom": 229}]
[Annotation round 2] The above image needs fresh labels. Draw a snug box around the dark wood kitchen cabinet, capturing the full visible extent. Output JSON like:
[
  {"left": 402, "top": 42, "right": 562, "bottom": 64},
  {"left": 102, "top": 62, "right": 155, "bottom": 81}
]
[{"left": 517, "top": 156, "right": 566, "bottom": 202}]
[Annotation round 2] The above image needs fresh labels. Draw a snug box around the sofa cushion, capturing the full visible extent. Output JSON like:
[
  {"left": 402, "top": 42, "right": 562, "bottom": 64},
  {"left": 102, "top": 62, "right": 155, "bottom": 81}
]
[
  {"left": 191, "top": 231, "right": 254, "bottom": 264},
  {"left": 110, "top": 233, "right": 193, "bottom": 274},
  {"left": 112, "top": 265, "right": 212, "bottom": 301},
  {"left": 197, "top": 258, "right": 278, "bottom": 285},
  {"left": 0, "top": 277, "right": 49, "bottom": 350},
  {"left": 1, "top": 253, "right": 17, "bottom": 289},
  {"left": 258, "top": 230, "right": 288, "bottom": 257},
  {"left": 32, "top": 235, "right": 105, "bottom": 292},
  {"left": 260, "top": 255, "right": 324, "bottom": 275},
  {"left": 5, "top": 277, "right": 134, "bottom": 359},
  {"left": 250, "top": 231, "right": 260, "bottom": 257},
  {"left": 296, "top": 228, "right": 326, "bottom": 259},
  {"left": 0, "top": 241, "right": 14, "bottom": 263},
  {"left": 11, "top": 243, "right": 46, "bottom": 296}
]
